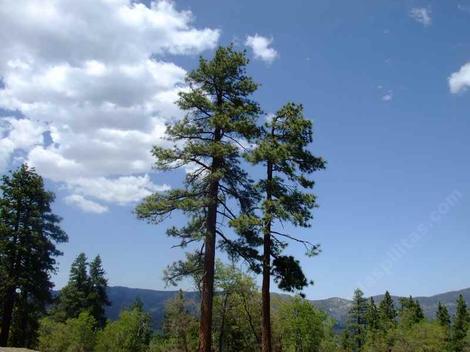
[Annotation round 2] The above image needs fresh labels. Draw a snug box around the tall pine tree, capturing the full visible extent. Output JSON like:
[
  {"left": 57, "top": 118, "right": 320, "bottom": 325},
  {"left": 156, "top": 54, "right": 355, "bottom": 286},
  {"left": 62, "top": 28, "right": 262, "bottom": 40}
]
[
  {"left": 0, "top": 164, "right": 67, "bottom": 347},
  {"left": 135, "top": 46, "right": 261, "bottom": 352},
  {"left": 246, "top": 102, "right": 325, "bottom": 352}
]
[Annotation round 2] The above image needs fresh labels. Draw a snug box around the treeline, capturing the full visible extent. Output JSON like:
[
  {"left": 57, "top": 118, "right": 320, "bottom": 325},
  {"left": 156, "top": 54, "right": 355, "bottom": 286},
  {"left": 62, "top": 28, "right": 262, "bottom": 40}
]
[
  {"left": 37, "top": 256, "right": 336, "bottom": 352},
  {"left": 341, "top": 289, "right": 470, "bottom": 352},
  {"left": 37, "top": 256, "right": 470, "bottom": 352}
]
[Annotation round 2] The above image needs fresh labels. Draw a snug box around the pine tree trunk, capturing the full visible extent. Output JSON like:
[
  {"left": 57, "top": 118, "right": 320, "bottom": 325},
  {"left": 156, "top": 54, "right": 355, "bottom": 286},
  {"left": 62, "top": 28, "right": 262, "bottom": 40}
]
[
  {"left": 199, "top": 127, "right": 222, "bottom": 352},
  {"left": 199, "top": 183, "right": 218, "bottom": 352},
  {"left": 262, "top": 160, "right": 273, "bottom": 352},
  {"left": 0, "top": 285, "right": 16, "bottom": 346}
]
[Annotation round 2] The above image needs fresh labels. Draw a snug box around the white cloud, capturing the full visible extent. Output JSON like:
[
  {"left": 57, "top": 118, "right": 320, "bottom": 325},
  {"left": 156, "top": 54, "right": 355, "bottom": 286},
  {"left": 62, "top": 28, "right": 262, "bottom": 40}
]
[
  {"left": 64, "top": 194, "right": 108, "bottom": 214},
  {"left": 0, "top": 0, "right": 219, "bottom": 212},
  {"left": 449, "top": 62, "right": 470, "bottom": 94},
  {"left": 0, "top": 117, "right": 45, "bottom": 172},
  {"left": 245, "top": 34, "right": 278, "bottom": 63},
  {"left": 69, "top": 175, "right": 170, "bottom": 205},
  {"left": 382, "top": 91, "right": 393, "bottom": 102},
  {"left": 409, "top": 8, "right": 432, "bottom": 26}
]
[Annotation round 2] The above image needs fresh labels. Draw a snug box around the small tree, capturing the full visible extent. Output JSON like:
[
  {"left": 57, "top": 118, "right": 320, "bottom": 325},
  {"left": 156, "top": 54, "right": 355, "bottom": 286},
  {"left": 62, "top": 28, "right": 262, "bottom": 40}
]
[
  {"left": 0, "top": 164, "right": 68, "bottom": 347},
  {"left": 213, "top": 263, "right": 261, "bottom": 352},
  {"left": 161, "top": 290, "right": 198, "bottom": 352},
  {"left": 38, "top": 312, "right": 97, "bottom": 352},
  {"left": 437, "top": 302, "right": 451, "bottom": 328},
  {"left": 275, "top": 296, "right": 330, "bottom": 352},
  {"left": 95, "top": 305, "right": 152, "bottom": 352}
]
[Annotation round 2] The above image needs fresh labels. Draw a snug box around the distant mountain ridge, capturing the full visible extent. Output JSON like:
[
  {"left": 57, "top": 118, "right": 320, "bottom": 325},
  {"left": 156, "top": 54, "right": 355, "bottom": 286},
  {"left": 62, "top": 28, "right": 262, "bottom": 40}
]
[{"left": 104, "top": 286, "right": 470, "bottom": 329}]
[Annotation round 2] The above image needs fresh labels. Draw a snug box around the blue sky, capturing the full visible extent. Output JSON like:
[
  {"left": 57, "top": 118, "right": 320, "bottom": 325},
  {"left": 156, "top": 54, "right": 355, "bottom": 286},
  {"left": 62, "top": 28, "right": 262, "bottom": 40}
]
[{"left": 1, "top": 0, "right": 469, "bottom": 300}]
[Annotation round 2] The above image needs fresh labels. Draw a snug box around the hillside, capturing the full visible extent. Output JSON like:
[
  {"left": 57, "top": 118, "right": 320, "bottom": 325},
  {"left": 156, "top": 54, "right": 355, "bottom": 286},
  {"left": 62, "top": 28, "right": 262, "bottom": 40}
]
[{"left": 104, "top": 286, "right": 470, "bottom": 329}]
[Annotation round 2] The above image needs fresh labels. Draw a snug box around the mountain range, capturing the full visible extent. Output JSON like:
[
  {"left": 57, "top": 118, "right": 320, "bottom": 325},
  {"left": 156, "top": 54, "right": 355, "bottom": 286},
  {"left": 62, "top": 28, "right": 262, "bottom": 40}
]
[{"left": 104, "top": 286, "right": 470, "bottom": 330}]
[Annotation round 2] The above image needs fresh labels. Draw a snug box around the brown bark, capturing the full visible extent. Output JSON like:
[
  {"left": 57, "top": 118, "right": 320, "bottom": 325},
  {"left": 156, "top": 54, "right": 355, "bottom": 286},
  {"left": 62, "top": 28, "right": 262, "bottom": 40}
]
[
  {"left": 199, "top": 127, "right": 222, "bottom": 352},
  {"left": 261, "top": 160, "right": 273, "bottom": 352}
]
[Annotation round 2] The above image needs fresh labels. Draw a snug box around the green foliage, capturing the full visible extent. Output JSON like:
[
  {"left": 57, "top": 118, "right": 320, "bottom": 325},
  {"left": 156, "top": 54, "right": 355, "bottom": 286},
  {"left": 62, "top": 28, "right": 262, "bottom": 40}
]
[
  {"left": 54, "top": 253, "right": 109, "bottom": 327},
  {"left": 38, "top": 312, "right": 97, "bottom": 352},
  {"left": 399, "top": 296, "right": 424, "bottom": 327},
  {"left": 365, "top": 298, "right": 380, "bottom": 332},
  {"left": 0, "top": 164, "right": 68, "bottom": 347},
  {"left": 158, "top": 290, "right": 198, "bottom": 352},
  {"left": 392, "top": 321, "right": 447, "bottom": 352},
  {"left": 212, "top": 263, "right": 261, "bottom": 352},
  {"left": 88, "top": 256, "right": 110, "bottom": 328},
  {"left": 274, "top": 296, "right": 332, "bottom": 352},
  {"left": 246, "top": 102, "right": 325, "bottom": 292},
  {"left": 452, "top": 294, "right": 469, "bottom": 352},
  {"left": 135, "top": 45, "right": 262, "bottom": 281},
  {"left": 55, "top": 254, "right": 90, "bottom": 322},
  {"left": 95, "top": 305, "right": 152, "bottom": 352},
  {"left": 343, "top": 289, "right": 368, "bottom": 352},
  {"left": 436, "top": 302, "right": 451, "bottom": 328},
  {"left": 378, "top": 291, "right": 397, "bottom": 328}
]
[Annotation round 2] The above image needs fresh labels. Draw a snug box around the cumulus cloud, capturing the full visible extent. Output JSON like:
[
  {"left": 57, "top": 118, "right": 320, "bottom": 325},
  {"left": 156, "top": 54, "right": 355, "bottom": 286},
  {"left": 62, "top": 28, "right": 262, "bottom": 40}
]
[
  {"left": 245, "top": 34, "right": 278, "bottom": 63},
  {"left": 409, "top": 8, "right": 432, "bottom": 26},
  {"left": 64, "top": 194, "right": 109, "bottom": 214},
  {"left": 449, "top": 62, "right": 470, "bottom": 94},
  {"left": 0, "top": 0, "right": 219, "bottom": 212}
]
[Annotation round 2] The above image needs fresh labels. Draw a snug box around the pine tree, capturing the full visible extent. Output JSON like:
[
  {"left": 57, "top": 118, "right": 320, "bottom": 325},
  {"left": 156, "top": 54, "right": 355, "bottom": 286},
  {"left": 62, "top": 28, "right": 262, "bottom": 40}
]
[
  {"left": 437, "top": 302, "right": 451, "bottom": 328},
  {"left": 246, "top": 102, "right": 325, "bottom": 352},
  {"left": 88, "top": 255, "right": 110, "bottom": 328},
  {"left": 55, "top": 253, "right": 90, "bottom": 322},
  {"left": 415, "top": 299, "right": 424, "bottom": 321},
  {"left": 135, "top": 46, "right": 261, "bottom": 352},
  {"left": 0, "top": 164, "right": 67, "bottom": 347},
  {"left": 452, "top": 295, "right": 469, "bottom": 352},
  {"left": 54, "top": 253, "right": 110, "bottom": 326},
  {"left": 399, "top": 296, "right": 424, "bottom": 327},
  {"left": 378, "top": 291, "right": 397, "bottom": 327},
  {"left": 345, "top": 289, "right": 368, "bottom": 352},
  {"left": 365, "top": 298, "right": 380, "bottom": 331}
]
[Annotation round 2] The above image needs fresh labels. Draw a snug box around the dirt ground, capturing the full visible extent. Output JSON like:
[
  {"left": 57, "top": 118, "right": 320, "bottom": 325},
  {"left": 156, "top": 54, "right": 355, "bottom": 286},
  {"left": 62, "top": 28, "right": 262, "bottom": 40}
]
[{"left": 0, "top": 348, "right": 38, "bottom": 352}]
